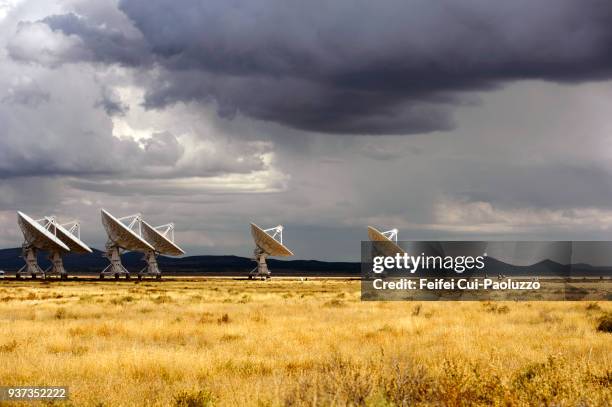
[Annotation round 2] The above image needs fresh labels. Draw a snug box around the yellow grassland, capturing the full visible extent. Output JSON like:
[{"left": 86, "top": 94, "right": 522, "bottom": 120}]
[{"left": 0, "top": 278, "right": 610, "bottom": 406}]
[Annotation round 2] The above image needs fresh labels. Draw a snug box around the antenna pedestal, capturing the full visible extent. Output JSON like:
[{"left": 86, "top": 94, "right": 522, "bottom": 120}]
[
  {"left": 100, "top": 242, "right": 130, "bottom": 279},
  {"left": 16, "top": 245, "right": 44, "bottom": 279},
  {"left": 249, "top": 247, "right": 270, "bottom": 280},
  {"left": 138, "top": 251, "right": 161, "bottom": 280},
  {"left": 44, "top": 252, "right": 68, "bottom": 279}
]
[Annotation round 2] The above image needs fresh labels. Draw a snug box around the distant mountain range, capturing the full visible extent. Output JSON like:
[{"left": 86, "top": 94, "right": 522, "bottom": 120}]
[
  {"left": 0, "top": 248, "right": 360, "bottom": 276},
  {"left": 480, "top": 257, "right": 610, "bottom": 277},
  {"left": 0, "top": 248, "right": 609, "bottom": 277}
]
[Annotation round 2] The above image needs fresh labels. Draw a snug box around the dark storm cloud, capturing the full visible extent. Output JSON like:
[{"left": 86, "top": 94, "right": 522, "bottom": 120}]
[
  {"left": 95, "top": 86, "right": 128, "bottom": 116},
  {"left": 33, "top": 0, "right": 612, "bottom": 135},
  {"left": 41, "top": 12, "right": 150, "bottom": 66}
]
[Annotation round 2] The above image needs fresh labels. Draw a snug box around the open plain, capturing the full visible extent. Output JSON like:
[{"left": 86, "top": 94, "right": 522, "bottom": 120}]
[{"left": 0, "top": 278, "right": 610, "bottom": 406}]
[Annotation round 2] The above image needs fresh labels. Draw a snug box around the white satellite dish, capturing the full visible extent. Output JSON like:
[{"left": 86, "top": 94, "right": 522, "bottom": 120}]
[
  {"left": 139, "top": 220, "right": 185, "bottom": 279},
  {"left": 249, "top": 223, "right": 294, "bottom": 279},
  {"left": 368, "top": 226, "right": 406, "bottom": 256},
  {"left": 100, "top": 209, "right": 154, "bottom": 279},
  {"left": 16, "top": 211, "right": 70, "bottom": 279},
  {"left": 141, "top": 221, "right": 184, "bottom": 256},
  {"left": 52, "top": 219, "right": 92, "bottom": 254}
]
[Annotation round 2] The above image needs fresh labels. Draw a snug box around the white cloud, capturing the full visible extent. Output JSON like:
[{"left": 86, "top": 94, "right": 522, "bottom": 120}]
[{"left": 7, "top": 21, "right": 87, "bottom": 66}]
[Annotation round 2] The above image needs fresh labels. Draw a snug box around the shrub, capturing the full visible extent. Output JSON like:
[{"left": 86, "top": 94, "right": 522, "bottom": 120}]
[
  {"left": 217, "top": 313, "right": 230, "bottom": 324},
  {"left": 110, "top": 295, "right": 135, "bottom": 305},
  {"left": 220, "top": 334, "right": 242, "bottom": 342},
  {"left": 153, "top": 295, "right": 172, "bottom": 304},
  {"left": 590, "top": 370, "right": 612, "bottom": 386},
  {"left": 586, "top": 302, "right": 602, "bottom": 311},
  {"left": 198, "top": 312, "right": 214, "bottom": 324},
  {"left": 483, "top": 302, "right": 510, "bottom": 314},
  {"left": 381, "top": 361, "right": 434, "bottom": 405},
  {"left": 54, "top": 308, "right": 67, "bottom": 319},
  {"left": 323, "top": 299, "right": 345, "bottom": 307},
  {"left": 497, "top": 305, "right": 510, "bottom": 314},
  {"left": 596, "top": 314, "right": 612, "bottom": 333},
  {"left": 173, "top": 389, "right": 215, "bottom": 407},
  {"left": 0, "top": 340, "right": 18, "bottom": 353}
]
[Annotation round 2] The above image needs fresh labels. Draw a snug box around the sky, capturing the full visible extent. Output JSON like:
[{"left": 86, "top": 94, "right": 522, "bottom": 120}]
[{"left": 2, "top": 0, "right": 612, "bottom": 260}]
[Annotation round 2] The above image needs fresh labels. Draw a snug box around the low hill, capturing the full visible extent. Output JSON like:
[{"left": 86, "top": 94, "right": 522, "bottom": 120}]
[{"left": 0, "top": 248, "right": 360, "bottom": 276}]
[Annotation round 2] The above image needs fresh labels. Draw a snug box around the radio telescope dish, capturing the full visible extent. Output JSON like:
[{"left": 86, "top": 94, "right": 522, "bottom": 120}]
[
  {"left": 368, "top": 226, "right": 406, "bottom": 256},
  {"left": 18, "top": 212, "right": 69, "bottom": 253},
  {"left": 100, "top": 209, "right": 154, "bottom": 279},
  {"left": 139, "top": 219, "right": 185, "bottom": 280},
  {"left": 141, "top": 221, "right": 184, "bottom": 256},
  {"left": 16, "top": 211, "right": 70, "bottom": 279},
  {"left": 249, "top": 223, "right": 293, "bottom": 279},
  {"left": 101, "top": 209, "right": 153, "bottom": 252},
  {"left": 52, "top": 218, "right": 92, "bottom": 254}
]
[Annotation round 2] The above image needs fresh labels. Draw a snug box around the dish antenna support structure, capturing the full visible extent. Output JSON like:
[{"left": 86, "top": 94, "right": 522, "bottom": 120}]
[
  {"left": 16, "top": 212, "right": 70, "bottom": 279},
  {"left": 100, "top": 209, "right": 154, "bottom": 280},
  {"left": 140, "top": 220, "right": 185, "bottom": 280},
  {"left": 367, "top": 226, "right": 406, "bottom": 257},
  {"left": 250, "top": 223, "right": 293, "bottom": 280},
  {"left": 44, "top": 216, "right": 91, "bottom": 277},
  {"left": 381, "top": 228, "right": 398, "bottom": 242}
]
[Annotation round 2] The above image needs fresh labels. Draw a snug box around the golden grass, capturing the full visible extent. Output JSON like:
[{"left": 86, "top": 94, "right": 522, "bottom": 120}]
[{"left": 0, "top": 278, "right": 610, "bottom": 406}]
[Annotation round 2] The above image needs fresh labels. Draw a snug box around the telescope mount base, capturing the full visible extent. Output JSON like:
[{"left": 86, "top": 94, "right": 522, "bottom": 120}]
[
  {"left": 249, "top": 248, "right": 271, "bottom": 280},
  {"left": 43, "top": 251, "right": 68, "bottom": 279},
  {"left": 138, "top": 251, "right": 161, "bottom": 280},
  {"left": 100, "top": 242, "right": 130, "bottom": 280},
  {"left": 16, "top": 245, "right": 45, "bottom": 279}
]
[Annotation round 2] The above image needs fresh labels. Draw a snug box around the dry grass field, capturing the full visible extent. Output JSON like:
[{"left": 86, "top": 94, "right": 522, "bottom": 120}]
[{"left": 0, "top": 278, "right": 610, "bottom": 406}]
